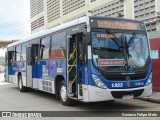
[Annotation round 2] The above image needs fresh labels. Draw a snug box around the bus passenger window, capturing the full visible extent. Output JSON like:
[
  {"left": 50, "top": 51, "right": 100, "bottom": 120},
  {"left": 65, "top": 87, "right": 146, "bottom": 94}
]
[
  {"left": 21, "top": 44, "right": 27, "bottom": 61},
  {"left": 8, "top": 51, "right": 13, "bottom": 64},
  {"left": 51, "top": 32, "right": 66, "bottom": 59},
  {"left": 41, "top": 36, "right": 50, "bottom": 59},
  {"left": 16, "top": 45, "right": 21, "bottom": 61}
]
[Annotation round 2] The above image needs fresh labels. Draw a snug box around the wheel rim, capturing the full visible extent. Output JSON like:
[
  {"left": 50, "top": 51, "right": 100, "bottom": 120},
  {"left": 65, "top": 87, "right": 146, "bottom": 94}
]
[
  {"left": 19, "top": 79, "right": 22, "bottom": 90},
  {"left": 60, "top": 85, "right": 67, "bottom": 102}
]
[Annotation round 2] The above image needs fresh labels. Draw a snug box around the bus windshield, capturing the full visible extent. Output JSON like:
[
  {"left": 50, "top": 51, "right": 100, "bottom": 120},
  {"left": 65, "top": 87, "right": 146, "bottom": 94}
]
[{"left": 91, "top": 31, "right": 150, "bottom": 72}]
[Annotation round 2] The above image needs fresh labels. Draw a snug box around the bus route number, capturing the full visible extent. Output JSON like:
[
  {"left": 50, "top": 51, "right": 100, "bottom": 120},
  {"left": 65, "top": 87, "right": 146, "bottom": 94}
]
[{"left": 111, "top": 83, "right": 123, "bottom": 88}]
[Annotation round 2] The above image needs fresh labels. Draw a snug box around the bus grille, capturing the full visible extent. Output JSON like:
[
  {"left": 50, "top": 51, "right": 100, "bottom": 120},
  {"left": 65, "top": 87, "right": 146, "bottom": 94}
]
[
  {"left": 42, "top": 80, "right": 52, "bottom": 93},
  {"left": 102, "top": 74, "right": 147, "bottom": 81},
  {"left": 111, "top": 89, "right": 144, "bottom": 98}
]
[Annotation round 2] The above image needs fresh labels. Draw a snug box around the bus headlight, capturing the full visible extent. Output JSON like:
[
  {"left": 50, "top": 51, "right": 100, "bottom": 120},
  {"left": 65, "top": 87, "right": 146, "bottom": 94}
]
[
  {"left": 92, "top": 74, "right": 107, "bottom": 89},
  {"left": 146, "top": 73, "right": 152, "bottom": 86}
]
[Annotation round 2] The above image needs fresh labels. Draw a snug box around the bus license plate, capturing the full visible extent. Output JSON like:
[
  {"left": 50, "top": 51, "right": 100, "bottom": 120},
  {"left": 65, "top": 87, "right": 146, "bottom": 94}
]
[{"left": 122, "top": 94, "right": 133, "bottom": 99}]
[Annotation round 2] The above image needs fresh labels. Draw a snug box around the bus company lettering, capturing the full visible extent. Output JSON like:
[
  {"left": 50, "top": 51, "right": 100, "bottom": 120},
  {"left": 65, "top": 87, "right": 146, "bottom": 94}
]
[{"left": 98, "top": 59, "right": 125, "bottom": 66}]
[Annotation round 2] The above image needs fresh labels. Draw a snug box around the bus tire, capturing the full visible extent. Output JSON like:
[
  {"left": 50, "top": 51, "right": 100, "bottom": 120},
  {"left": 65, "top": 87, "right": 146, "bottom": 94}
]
[
  {"left": 59, "top": 81, "right": 74, "bottom": 106},
  {"left": 18, "top": 76, "right": 27, "bottom": 92}
]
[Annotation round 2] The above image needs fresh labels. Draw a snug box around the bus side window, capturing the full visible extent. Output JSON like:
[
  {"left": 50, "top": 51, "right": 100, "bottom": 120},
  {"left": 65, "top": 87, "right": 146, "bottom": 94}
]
[
  {"left": 21, "top": 44, "right": 27, "bottom": 61},
  {"left": 31, "top": 44, "right": 40, "bottom": 62},
  {"left": 51, "top": 31, "right": 66, "bottom": 59},
  {"left": 16, "top": 45, "right": 21, "bottom": 61},
  {"left": 27, "top": 47, "right": 32, "bottom": 65},
  {"left": 40, "top": 44, "right": 45, "bottom": 59},
  {"left": 41, "top": 36, "right": 50, "bottom": 59},
  {"left": 8, "top": 51, "right": 13, "bottom": 65}
]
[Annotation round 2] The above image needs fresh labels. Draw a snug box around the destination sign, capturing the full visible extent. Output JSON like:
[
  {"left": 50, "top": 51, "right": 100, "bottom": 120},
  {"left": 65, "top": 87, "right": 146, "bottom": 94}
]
[
  {"left": 96, "top": 33, "right": 119, "bottom": 38},
  {"left": 97, "top": 21, "right": 139, "bottom": 30},
  {"left": 90, "top": 18, "right": 145, "bottom": 31},
  {"left": 98, "top": 59, "right": 125, "bottom": 66}
]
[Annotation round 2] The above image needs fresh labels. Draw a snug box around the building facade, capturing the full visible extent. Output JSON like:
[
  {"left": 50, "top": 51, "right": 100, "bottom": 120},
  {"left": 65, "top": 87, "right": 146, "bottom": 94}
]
[{"left": 30, "top": 0, "right": 160, "bottom": 34}]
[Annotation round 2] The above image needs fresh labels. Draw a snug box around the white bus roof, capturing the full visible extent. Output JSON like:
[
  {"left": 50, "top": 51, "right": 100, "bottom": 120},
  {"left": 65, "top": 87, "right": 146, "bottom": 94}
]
[{"left": 7, "top": 16, "right": 90, "bottom": 48}]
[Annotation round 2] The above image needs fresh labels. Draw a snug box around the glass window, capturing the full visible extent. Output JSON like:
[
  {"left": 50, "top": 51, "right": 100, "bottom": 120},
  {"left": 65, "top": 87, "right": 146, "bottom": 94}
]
[
  {"left": 12, "top": 47, "right": 16, "bottom": 61},
  {"left": 16, "top": 45, "right": 21, "bottom": 61},
  {"left": 21, "top": 43, "right": 27, "bottom": 61},
  {"left": 92, "top": 31, "right": 150, "bottom": 72},
  {"left": 127, "top": 33, "right": 149, "bottom": 69},
  {"left": 51, "top": 32, "right": 66, "bottom": 58},
  {"left": 41, "top": 36, "right": 50, "bottom": 59}
]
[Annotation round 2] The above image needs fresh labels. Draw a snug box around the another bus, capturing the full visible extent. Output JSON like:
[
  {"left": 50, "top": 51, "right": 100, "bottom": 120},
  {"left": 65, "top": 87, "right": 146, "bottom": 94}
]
[{"left": 5, "top": 16, "right": 152, "bottom": 105}]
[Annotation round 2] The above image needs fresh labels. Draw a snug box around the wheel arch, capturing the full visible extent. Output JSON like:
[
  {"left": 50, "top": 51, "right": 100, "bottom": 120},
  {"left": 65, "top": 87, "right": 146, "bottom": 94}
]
[
  {"left": 17, "top": 72, "right": 22, "bottom": 82},
  {"left": 54, "top": 75, "right": 65, "bottom": 99}
]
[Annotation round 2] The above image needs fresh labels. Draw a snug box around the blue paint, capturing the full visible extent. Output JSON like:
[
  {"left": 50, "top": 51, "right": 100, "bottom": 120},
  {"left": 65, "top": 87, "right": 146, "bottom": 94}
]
[
  {"left": 88, "top": 59, "right": 152, "bottom": 89},
  {"left": 34, "top": 59, "right": 66, "bottom": 80},
  {"left": 8, "top": 64, "right": 14, "bottom": 75},
  {"left": 9, "top": 61, "right": 26, "bottom": 77}
]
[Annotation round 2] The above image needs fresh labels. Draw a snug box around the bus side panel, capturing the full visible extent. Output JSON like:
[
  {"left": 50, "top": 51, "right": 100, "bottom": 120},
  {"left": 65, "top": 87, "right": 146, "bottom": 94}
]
[
  {"left": 35, "top": 59, "right": 66, "bottom": 94},
  {"left": 21, "top": 62, "right": 27, "bottom": 86},
  {"left": 12, "top": 61, "right": 26, "bottom": 85},
  {"left": 5, "top": 64, "right": 9, "bottom": 82},
  {"left": 32, "top": 62, "right": 38, "bottom": 78},
  {"left": 8, "top": 62, "right": 16, "bottom": 83},
  {"left": 5, "top": 52, "right": 8, "bottom": 82}
]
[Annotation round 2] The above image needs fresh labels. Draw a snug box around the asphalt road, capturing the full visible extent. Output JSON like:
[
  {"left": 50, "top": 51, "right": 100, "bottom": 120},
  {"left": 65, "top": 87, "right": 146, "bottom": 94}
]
[{"left": 0, "top": 73, "right": 160, "bottom": 120}]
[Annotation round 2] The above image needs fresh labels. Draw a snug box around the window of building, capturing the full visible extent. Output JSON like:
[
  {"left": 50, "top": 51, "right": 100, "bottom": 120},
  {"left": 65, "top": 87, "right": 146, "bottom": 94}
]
[
  {"left": 151, "top": 11, "right": 155, "bottom": 15},
  {"left": 150, "top": 0, "right": 155, "bottom": 2}
]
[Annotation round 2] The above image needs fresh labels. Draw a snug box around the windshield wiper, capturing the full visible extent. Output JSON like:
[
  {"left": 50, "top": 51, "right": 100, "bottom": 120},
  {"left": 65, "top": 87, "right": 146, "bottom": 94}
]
[
  {"left": 106, "top": 30, "right": 127, "bottom": 72},
  {"left": 106, "top": 29, "right": 122, "bottom": 48},
  {"left": 128, "top": 32, "right": 136, "bottom": 47}
]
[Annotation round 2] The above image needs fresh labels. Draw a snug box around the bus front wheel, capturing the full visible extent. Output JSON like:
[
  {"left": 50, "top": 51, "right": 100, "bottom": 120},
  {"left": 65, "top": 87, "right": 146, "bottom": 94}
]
[
  {"left": 59, "top": 81, "right": 74, "bottom": 106},
  {"left": 18, "top": 76, "right": 27, "bottom": 92}
]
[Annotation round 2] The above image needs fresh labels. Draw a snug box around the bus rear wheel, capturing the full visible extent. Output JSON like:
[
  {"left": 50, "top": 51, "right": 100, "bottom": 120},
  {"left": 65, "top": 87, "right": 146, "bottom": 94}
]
[
  {"left": 59, "top": 81, "right": 74, "bottom": 106},
  {"left": 18, "top": 76, "right": 26, "bottom": 92}
]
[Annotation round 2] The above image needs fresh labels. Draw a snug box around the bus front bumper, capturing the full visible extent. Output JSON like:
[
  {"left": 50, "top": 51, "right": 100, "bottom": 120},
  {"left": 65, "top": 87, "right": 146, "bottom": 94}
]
[{"left": 82, "top": 84, "right": 152, "bottom": 102}]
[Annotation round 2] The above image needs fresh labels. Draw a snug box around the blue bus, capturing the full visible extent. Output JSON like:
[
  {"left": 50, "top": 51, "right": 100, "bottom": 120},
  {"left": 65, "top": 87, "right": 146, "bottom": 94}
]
[{"left": 5, "top": 16, "right": 152, "bottom": 105}]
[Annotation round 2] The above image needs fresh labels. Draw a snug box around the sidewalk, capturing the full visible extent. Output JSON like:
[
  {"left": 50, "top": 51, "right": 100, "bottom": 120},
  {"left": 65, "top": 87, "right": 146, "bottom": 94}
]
[
  {"left": 0, "top": 73, "right": 11, "bottom": 85},
  {"left": 138, "top": 92, "right": 160, "bottom": 104},
  {"left": 0, "top": 73, "right": 5, "bottom": 81}
]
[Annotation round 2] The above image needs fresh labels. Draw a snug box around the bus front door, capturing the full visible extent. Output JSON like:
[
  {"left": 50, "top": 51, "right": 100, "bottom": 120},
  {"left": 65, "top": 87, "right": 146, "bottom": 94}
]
[
  {"left": 67, "top": 33, "right": 84, "bottom": 100},
  {"left": 6, "top": 51, "right": 14, "bottom": 82},
  {"left": 26, "top": 47, "right": 32, "bottom": 87},
  {"left": 26, "top": 44, "right": 39, "bottom": 88},
  {"left": 5, "top": 52, "right": 8, "bottom": 82}
]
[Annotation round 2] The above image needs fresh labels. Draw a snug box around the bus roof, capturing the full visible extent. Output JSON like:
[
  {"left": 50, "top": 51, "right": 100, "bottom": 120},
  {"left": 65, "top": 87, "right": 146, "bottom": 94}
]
[
  {"left": 90, "top": 16, "right": 142, "bottom": 23},
  {"left": 7, "top": 16, "right": 90, "bottom": 48},
  {"left": 7, "top": 16, "right": 143, "bottom": 48}
]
